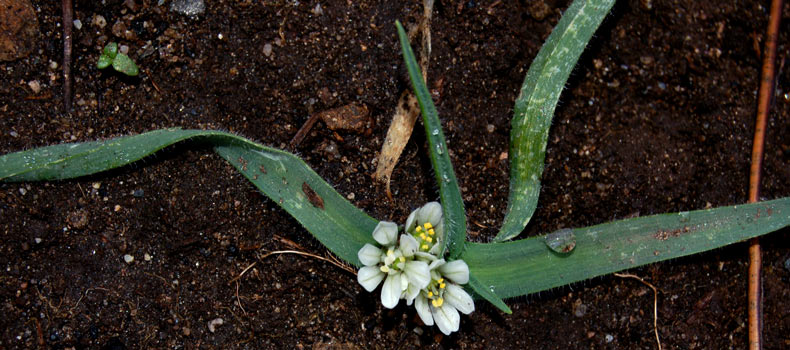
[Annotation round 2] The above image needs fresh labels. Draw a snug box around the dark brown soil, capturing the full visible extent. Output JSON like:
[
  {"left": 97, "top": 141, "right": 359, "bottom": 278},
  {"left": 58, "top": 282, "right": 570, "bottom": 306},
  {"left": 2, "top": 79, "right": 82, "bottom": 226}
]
[{"left": 2, "top": 1, "right": 790, "bottom": 349}]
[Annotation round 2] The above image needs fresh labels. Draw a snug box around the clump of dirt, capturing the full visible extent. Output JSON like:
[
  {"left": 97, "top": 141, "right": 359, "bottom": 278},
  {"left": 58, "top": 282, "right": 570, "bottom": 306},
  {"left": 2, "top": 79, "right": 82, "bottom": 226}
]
[{"left": 2, "top": 1, "right": 790, "bottom": 349}]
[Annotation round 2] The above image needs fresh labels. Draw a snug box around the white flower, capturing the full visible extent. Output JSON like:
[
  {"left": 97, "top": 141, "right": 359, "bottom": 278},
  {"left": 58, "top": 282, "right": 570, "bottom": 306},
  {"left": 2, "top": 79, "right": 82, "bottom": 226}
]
[
  {"left": 356, "top": 203, "right": 475, "bottom": 335},
  {"left": 372, "top": 221, "right": 398, "bottom": 246},
  {"left": 411, "top": 258, "right": 474, "bottom": 335}
]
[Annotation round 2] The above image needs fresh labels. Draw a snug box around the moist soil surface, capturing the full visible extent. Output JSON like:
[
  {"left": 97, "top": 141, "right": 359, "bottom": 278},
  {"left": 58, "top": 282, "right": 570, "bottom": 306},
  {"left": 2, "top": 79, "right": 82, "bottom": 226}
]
[{"left": 2, "top": 1, "right": 790, "bottom": 349}]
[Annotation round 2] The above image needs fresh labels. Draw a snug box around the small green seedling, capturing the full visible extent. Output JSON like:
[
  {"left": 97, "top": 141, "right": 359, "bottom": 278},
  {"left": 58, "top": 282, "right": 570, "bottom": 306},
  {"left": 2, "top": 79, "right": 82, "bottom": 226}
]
[{"left": 97, "top": 42, "right": 139, "bottom": 76}]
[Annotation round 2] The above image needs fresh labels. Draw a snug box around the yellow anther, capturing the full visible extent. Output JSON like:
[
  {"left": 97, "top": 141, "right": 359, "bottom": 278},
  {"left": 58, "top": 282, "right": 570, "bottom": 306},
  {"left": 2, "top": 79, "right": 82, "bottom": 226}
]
[
  {"left": 380, "top": 266, "right": 390, "bottom": 273},
  {"left": 415, "top": 226, "right": 423, "bottom": 232},
  {"left": 421, "top": 244, "right": 429, "bottom": 250},
  {"left": 420, "top": 233, "right": 426, "bottom": 240},
  {"left": 399, "top": 257, "right": 405, "bottom": 263},
  {"left": 387, "top": 249, "right": 394, "bottom": 257},
  {"left": 428, "top": 291, "right": 434, "bottom": 297},
  {"left": 439, "top": 283, "right": 446, "bottom": 289},
  {"left": 437, "top": 278, "right": 444, "bottom": 283},
  {"left": 426, "top": 236, "right": 432, "bottom": 243},
  {"left": 424, "top": 222, "right": 433, "bottom": 229},
  {"left": 432, "top": 298, "right": 444, "bottom": 307},
  {"left": 428, "top": 229, "right": 435, "bottom": 235}
]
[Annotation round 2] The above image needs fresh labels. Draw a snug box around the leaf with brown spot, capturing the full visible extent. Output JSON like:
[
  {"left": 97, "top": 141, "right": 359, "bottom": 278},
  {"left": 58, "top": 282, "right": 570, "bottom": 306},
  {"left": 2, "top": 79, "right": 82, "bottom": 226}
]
[{"left": 302, "top": 182, "right": 324, "bottom": 209}]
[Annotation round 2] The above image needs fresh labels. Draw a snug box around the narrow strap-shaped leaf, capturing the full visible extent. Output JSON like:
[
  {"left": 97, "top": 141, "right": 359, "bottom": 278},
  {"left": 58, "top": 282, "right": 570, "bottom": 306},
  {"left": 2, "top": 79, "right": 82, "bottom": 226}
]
[
  {"left": 496, "top": 0, "right": 616, "bottom": 242},
  {"left": 466, "top": 198, "right": 790, "bottom": 298},
  {"left": 215, "top": 144, "right": 377, "bottom": 265},
  {"left": 0, "top": 129, "right": 377, "bottom": 265},
  {"left": 468, "top": 273, "right": 512, "bottom": 314},
  {"left": 396, "top": 21, "right": 466, "bottom": 260}
]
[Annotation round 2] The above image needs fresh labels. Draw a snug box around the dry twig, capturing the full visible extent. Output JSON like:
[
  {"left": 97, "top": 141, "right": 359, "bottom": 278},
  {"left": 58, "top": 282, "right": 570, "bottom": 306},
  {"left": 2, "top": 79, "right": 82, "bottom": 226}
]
[
  {"left": 748, "top": 1, "right": 783, "bottom": 349},
  {"left": 614, "top": 273, "right": 662, "bottom": 350},
  {"left": 61, "top": 0, "right": 73, "bottom": 111}
]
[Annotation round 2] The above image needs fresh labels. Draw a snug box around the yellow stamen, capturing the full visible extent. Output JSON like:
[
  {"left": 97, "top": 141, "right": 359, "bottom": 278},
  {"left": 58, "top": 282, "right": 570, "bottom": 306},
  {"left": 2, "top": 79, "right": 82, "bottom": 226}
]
[
  {"left": 437, "top": 278, "right": 444, "bottom": 283},
  {"left": 432, "top": 298, "right": 443, "bottom": 307},
  {"left": 387, "top": 249, "right": 394, "bottom": 257},
  {"left": 380, "top": 266, "right": 390, "bottom": 273},
  {"left": 424, "top": 222, "right": 433, "bottom": 229},
  {"left": 428, "top": 229, "right": 435, "bottom": 235},
  {"left": 415, "top": 226, "right": 422, "bottom": 233},
  {"left": 428, "top": 291, "right": 433, "bottom": 297},
  {"left": 439, "top": 283, "right": 446, "bottom": 289},
  {"left": 399, "top": 257, "right": 405, "bottom": 263},
  {"left": 436, "top": 298, "right": 443, "bottom": 306},
  {"left": 426, "top": 236, "right": 432, "bottom": 243},
  {"left": 420, "top": 233, "right": 426, "bottom": 240},
  {"left": 421, "top": 244, "right": 429, "bottom": 250}
]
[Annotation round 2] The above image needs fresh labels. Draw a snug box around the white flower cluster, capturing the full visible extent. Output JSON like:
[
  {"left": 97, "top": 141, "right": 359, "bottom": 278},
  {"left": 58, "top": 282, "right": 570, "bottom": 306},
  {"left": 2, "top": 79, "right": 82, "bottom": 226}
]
[{"left": 357, "top": 202, "right": 474, "bottom": 335}]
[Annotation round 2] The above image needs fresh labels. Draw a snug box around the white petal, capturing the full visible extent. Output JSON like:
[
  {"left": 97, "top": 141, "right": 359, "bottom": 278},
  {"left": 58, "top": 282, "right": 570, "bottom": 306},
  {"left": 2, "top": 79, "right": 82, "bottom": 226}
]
[
  {"left": 372, "top": 221, "right": 398, "bottom": 246},
  {"left": 399, "top": 234, "right": 418, "bottom": 257},
  {"left": 444, "top": 283, "right": 475, "bottom": 314},
  {"left": 415, "top": 251, "right": 438, "bottom": 262},
  {"left": 428, "top": 242, "right": 442, "bottom": 255},
  {"left": 381, "top": 273, "right": 402, "bottom": 309},
  {"left": 416, "top": 202, "right": 443, "bottom": 228},
  {"left": 415, "top": 295, "right": 434, "bottom": 326},
  {"left": 403, "top": 260, "right": 430, "bottom": 289},
  {"left": 434, "top": 220, "right": 445, "bottom": 241},
  {"left": 432, "top": 303, "right": 460, "bottom": 335},
  {"left": 428, "top": 258, "right": 446, "bottom": 271},
  {"left": 404, "top": 283, "right": 420, "bottom": 305},
  {"left": 357, "top": 266, "right": 385, "bottom": 292},
  {"left": 400, "top": 272, "right": 409, "bottom": 291},
  {"left": 357, "top": 244, "right": 382, "bottom": 266},
  {"left": 439, "top": 259, "right": 469, "bottom": 284},
  {"left": 405, "top": 209, "right": 418, "bottom": 233}
]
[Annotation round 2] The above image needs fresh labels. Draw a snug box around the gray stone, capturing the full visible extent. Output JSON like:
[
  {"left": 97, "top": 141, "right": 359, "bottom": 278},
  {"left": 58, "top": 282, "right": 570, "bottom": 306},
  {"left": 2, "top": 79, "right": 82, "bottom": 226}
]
[{"left": 170, "top": 0, "right": 205, "bottom": 17}]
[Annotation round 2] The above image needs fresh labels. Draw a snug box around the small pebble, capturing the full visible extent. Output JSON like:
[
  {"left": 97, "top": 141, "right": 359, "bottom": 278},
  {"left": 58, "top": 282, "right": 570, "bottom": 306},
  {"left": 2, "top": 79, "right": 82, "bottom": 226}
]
[
  {"left": 92, "top": 15, "right": 107, "bottom": 28},
  {"left": 114, "top": 205, "right": 121, "bottom": 212},
  {"left": 262, "top": 43, "right": 272, "bottom": 57},
  {"left": 207, "top": 318, "right": 223, "bottom": 333},
  {"left": 784, "top": 257, "right": 790, "bottom": 272},
  {"left": 34, "top": 238, "right": 42, "bottom": 244},
  {"left": 19, "top": 187, "right": 27, "bottom": 195},
  {"left": 27, "top": 80, "right": 41, "bottom": 94},
  {"left": 170, "top": 0, "right": 205, "bottom": 16},
  {"left": 123, "top": 254, "right": 134, "bottom": 264},
  {"left": 72, "top": 19, "right": 82, "bottom": 30},
  {"left": 132, "top": 189, "right": 144, "bottom": 197},
  {"left": 9, "top": 131, "right": 18, "bottom": 137},
  {"left": 605, "top": 334, "right": 614, "bottom": 343},
  {"left": 92, "top": 182, "right": 101, "bottom": 189},
  {"left": 144, "top": 253, "right": 152, "bottom": 261}
]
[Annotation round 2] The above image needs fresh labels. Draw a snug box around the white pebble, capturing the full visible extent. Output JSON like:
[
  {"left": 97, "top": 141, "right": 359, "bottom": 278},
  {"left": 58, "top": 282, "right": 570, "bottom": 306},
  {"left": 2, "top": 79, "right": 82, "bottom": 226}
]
[
  {"left": 123, "top": 254, "right": 135, "bottom": 264},
  {"left": 144, "top": 253, "right": 152, "bottom": 261},
  {"left": 207, "top": 318, "right": 224, "bottom": 333},
  {"left": 92, "top": 15, "right": 107, "bottom": 28},
  {"left": 262, "top": 43, "right": 272, "bottom": 57},
  {"left": 73, "top": 19, "right": 82, "bottom": 30},
  {"left": 27, "top": 80, "right": 41, "bottom": 94}
]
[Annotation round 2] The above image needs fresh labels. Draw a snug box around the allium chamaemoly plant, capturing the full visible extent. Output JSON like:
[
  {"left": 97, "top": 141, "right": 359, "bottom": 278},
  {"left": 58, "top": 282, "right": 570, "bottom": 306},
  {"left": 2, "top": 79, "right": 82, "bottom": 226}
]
[{"left": 3, "top": 0, "right": 790, "bottom": 336}]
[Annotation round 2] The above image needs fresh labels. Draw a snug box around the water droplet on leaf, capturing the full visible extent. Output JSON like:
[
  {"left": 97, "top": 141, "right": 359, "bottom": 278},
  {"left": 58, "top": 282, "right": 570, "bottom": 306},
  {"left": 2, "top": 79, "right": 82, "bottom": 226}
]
[{"left": 545, "top": 228, "right": 576, "bottom": 254}]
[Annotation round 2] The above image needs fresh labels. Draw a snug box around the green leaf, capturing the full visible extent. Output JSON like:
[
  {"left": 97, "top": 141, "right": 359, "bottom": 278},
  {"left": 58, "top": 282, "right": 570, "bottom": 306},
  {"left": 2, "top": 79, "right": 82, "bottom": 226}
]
[
  {"left": 112, "top": 53, "right": 140, "bottom": 76},
  {"left": 97, "top": 54, "right": 113, "bottom": 69},
  {"left": 496, "top": 0, "right": 616, "bottom": 242},
  {"left": 0, "top": 129, "right": 377, "bottom": 265},
  {"left": 103, "top": 42, "right": 119, "bottom": 59},
  {"left": 468, "top": 273, "right": 512, "bottom": 314},
  {"left": 396, "top": 21, "right": 466, "bottom": 260},
  {"left": 464, "top": 198, "right": 790, "bottom": 299}
]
